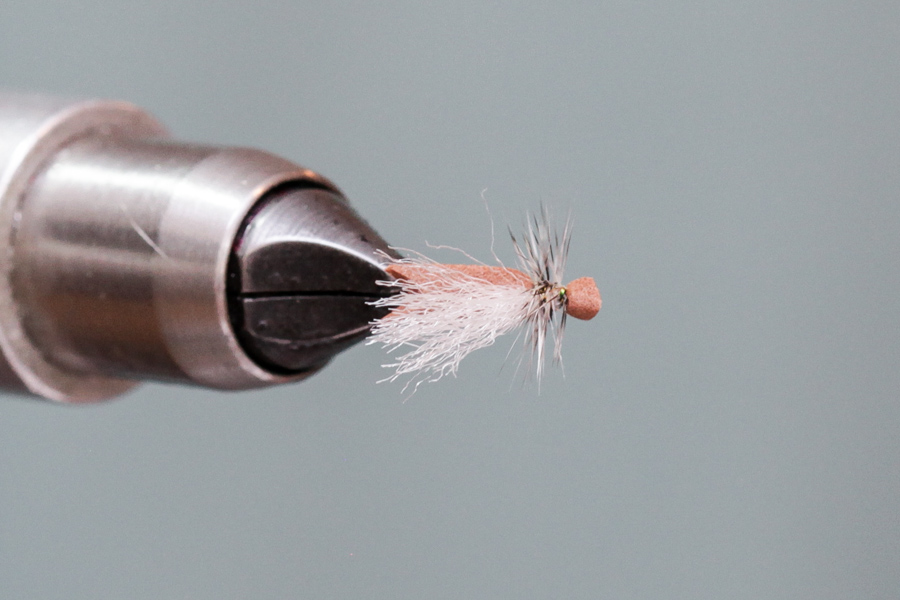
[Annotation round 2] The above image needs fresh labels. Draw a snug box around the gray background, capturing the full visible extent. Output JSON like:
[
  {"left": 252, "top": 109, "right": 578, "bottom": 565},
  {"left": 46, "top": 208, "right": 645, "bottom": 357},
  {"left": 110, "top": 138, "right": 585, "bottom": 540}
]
[{"left": 1, "top": 1, "right": 898, "bottom": 598}]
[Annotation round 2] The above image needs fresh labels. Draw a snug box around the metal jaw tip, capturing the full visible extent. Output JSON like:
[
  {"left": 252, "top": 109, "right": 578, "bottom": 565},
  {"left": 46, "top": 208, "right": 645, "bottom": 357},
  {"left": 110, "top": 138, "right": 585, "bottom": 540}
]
[{"left": 228, "top": 185, "right": 396, "bottom": 374}]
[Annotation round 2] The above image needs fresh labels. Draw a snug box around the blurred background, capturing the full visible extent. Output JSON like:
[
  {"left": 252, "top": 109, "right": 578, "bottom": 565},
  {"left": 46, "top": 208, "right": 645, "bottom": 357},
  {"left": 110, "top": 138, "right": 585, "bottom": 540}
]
[{"left": 1, "top": 2, "right": 898, "bottom": 598}]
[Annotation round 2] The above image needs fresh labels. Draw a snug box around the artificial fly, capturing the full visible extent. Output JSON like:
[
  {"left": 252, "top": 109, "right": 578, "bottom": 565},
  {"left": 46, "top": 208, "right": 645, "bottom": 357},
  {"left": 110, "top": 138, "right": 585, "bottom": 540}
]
[{"left": 367, "top": 208, "right": 601, "bottom": 391}]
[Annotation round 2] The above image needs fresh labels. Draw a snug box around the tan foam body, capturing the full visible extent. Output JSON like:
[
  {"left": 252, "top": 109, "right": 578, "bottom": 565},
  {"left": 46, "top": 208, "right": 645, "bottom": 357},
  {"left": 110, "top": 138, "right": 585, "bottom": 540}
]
[
  {"left": 385, "top": 264, "right": 601, "bottom": 320},
  {"left": 564, "top": 277, "right": 601, "bottom": 320}
]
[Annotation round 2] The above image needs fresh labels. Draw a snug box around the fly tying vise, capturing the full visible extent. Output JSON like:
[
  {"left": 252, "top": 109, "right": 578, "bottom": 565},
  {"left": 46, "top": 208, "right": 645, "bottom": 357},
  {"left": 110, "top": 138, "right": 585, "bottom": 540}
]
[{"left": 0, "top": 93, "right": 599, "bottom": 402}]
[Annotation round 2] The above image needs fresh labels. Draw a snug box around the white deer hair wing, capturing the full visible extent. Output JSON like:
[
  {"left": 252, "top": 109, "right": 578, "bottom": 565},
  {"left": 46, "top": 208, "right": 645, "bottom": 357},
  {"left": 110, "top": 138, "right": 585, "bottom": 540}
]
[{"left": 368, "top": 208, "right": 572, "bottom": 390}]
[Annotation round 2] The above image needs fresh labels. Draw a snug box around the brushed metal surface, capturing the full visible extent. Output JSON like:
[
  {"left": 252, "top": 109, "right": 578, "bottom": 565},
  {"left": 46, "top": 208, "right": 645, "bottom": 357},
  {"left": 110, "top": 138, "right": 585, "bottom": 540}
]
[{"left": 0, "top": 93, "right": 388, "bottom": 402}]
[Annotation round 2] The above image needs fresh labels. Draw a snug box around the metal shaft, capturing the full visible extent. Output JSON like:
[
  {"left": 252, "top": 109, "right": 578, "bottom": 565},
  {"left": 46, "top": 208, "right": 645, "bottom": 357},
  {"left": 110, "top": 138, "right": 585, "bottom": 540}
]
[{"left": 0, "top": 93, "right": 388, "bottom": 402}]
